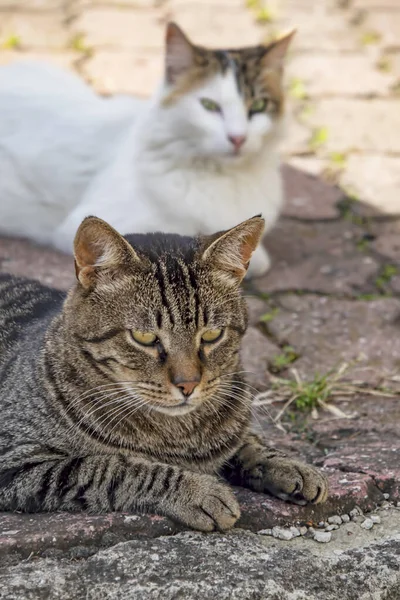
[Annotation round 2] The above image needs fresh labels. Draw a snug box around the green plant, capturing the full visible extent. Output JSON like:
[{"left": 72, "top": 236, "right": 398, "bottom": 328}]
[
  {"left": 360, "top": 30, "right": 381, "bottom": 46},
  {"left": 2, "top": 34, "right": 21, "bottom": 50},
  {"left": 270, "top": 346, "right": 298, "bottom": 372},
  {"left": 375, "top": 264, "right": 398, "bottom": 292},
  {"left": 289, "top": 77, "right": 307, "bottom": 101},
  {"left": 69, "top": 33, "right": 92, "bottom": 57},
  {"left": 259, "top": 308, "right": 279, "bottom": 323},
  {"left": 309, "top": 126, "right": 329, "bottom": 152}
]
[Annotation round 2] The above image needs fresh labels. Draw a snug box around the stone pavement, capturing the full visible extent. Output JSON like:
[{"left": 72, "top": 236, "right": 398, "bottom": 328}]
[
  {"left": 0, "top": 0, "right": 400, "bottom": 597},
  {"left": 1, "top": 165, "right": 400, "bottom": 599},
  {"left": 0, "top": 0, "right": 399, "bottom": 213}
]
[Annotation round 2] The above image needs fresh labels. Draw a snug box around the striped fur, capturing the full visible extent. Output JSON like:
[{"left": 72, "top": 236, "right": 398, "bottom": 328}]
[{"left": 0, "top": 218, "right": 328, "bottom": 531}]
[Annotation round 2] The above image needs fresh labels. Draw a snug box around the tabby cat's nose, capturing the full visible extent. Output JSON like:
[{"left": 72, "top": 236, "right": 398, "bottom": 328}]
[
  {"left": 175, "top": 380, "right": 199, "bottom": 398},
  {"left": 228, "top": 135, "right": 246, "bottom": 151}
]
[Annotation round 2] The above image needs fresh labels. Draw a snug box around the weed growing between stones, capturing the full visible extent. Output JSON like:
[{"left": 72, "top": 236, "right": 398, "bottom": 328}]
[{"left": 254, "top": 361, "right": 400, "bottom": 431}]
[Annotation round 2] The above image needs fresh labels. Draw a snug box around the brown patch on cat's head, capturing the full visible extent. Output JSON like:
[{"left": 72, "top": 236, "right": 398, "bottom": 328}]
[{"left": 163, "top": 22, "right": 295, "bottom": 117}]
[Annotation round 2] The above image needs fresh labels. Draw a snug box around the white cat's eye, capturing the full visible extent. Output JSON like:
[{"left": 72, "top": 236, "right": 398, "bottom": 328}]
[
  {"left": 249, "top": 98, "right": 268, "bottom": 115},
  {"left": 200, "top": 98, "right": 221, "bottom": 113},
  {"left": 201, "top": 328, "right": 223, "bottom": 343},
  {"left": 131, "top": 331, "right": 158, "bottom": 346}
]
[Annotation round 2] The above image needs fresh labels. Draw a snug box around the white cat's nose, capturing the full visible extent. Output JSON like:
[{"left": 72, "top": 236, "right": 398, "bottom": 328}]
[{"left": 228, "top": 135, "right": 246, "bottom": 151}]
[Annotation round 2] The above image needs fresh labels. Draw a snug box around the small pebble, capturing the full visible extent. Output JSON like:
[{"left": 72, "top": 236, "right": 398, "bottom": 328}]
[
  {"left": 308, "top": 527, "right": 315, "bottom": 535},
  {"left": 381, "top": 501, "right": 391, "bottom": 509},
  {"left": 258, "top": 529, "right": 272, "bottom": 536},
  {"left": 396, "top": 502, "right": 400, "bottom": 508},
  {"left": 370, "top": 515, "right": 381, "bottom": 524},
  {"left": 350, "top": 509, "right": 360, "bottom": 520},
  {"left": 290, "top": 527, "right": 301, "bottom": 538},
  {"left": 383, "top": 493, "right": 390, "bottom": 500},
  {"left": 317, "top": 521, "right": 326, "bottom": 528},
  {"left": 272, "top": 527, "right": 294, "bottom": 541},
  {"left": 328, "top": 515, "right": 342, "bottom": 526},
  {"left": 341, "top": 514, "right": 350, "bottom": 523},
  {"left": 299, "top": 526, "right": 308, "bottom": 536},
  {"left": 325, "top": 524, "right": 339, "bottom": 531},
  {"left": 360, "top": 518, "right": 374, "bottom": 530},
  {"left": 314, "top": 531, "right": 332, "bottom": 543}
]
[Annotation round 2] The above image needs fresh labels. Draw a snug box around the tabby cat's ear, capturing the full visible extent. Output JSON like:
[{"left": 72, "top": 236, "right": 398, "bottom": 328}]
[
  {"left": 73, "top": 217, "right": 140, "bottom": 289},
  {"left": 165, "top": 22, "right": 195, "bottom": 84},
  {"left": 262, "top": 30, "right": 296, "bottom": 70},
  {"left": 202, "top": 216, "right": 265, "bottom": 285}
]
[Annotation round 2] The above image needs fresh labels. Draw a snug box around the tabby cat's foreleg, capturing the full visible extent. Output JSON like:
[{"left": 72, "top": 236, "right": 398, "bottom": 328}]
[
  {"left": 222, "top": 433, "right": 328, "bottom": 505},
  {"left": 0, "top": 452, "right": 240, "bottom": 531}
]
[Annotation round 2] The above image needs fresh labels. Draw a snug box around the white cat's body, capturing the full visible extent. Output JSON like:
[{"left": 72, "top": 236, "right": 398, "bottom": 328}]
[{"left": 0, "top": 26, "right": 290, "bottom": 275}]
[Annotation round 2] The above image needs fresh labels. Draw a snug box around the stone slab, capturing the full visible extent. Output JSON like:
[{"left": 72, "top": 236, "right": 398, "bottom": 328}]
[
  {"left": 0, "top": 12, "right": 69, "bottom": 49},
  {"left": 82, "top": 50, "right": 162, "bottom": 96},
  {"left": 286, "top": 53, "right": 395, "bottom": 96},
  {"left": 307, "top": 99, "right": 400, "bottom": 154},
  {"left": 266, "top": 294, "right": 400, "bottom": 382},
  {"left": 281, "top": 163, "right": 342, "bottom": 220},
  {"left": 340, "top": 154, "right": 400, "bottom": 215},
  {"left": 74, "top": 7, "right": 165, "bottom": 51},
  {"left": 1, "top": 518, "right": 400, "bottom": 600}
]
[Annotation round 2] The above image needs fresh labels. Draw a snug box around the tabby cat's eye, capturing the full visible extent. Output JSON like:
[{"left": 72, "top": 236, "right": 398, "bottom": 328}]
[
  {"left": 200, "top": 98, "right": 221, "bottom": 113},
  {"left": 131, "top": 331, "right": 158, "bottom": 346},
  {"left": 249, "top": 98, "right": 268, "bottom": 115},
  {"left": 201, "top": 328, "right": 223, "bottom": 343}
]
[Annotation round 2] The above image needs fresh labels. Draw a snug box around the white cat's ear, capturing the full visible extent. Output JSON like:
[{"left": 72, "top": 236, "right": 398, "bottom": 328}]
[
  {"left": 165, "top": 22, "right": 195, "bottom": 84},
  {"left": 262, "top": 30, "right": 296, "bottom": 69},
  {"left": 202, "top": 216, "right": 265, "bottom": 285},
  {"left": 73, "top": 216, "right": 141, "bottom": 289}
]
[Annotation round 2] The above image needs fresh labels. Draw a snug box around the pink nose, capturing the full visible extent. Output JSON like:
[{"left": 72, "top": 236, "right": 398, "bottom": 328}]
[
  {"left": 175, "top": 380, "right": 199, "bottom": 397},
  {"left": 228, "top": 135, "right": 246, "bottom": 151}
]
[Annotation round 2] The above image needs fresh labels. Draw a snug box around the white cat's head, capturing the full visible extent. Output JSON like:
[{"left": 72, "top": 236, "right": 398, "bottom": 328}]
[{"left": 156, "top": 23, "right": 294, "bottom": 164}]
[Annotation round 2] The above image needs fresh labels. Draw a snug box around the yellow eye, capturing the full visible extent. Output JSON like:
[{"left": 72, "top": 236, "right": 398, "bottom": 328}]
[
  {"left": 201, "top": 328, "right": 223, "bottom": 343},
  {"left": 200, "top": 98, "right": 221, "bottom": 113},
  {"left": 131, "top": 331, "right": 158, "bottom": 346},
  {"left": 249, "top": 98, "right": 268, "bottom": 114}
]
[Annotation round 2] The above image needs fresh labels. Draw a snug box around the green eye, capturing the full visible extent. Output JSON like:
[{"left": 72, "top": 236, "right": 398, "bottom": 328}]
[
  {"left": 249, "top": 98, "right": 268, "bottom": 115},
  {"left": 200, "top": 98, "right": 221, "bottom": 113},
  {"left": 131, "top": 331, "right": 158, "bottom": 346},
  {"left": 201, "top": 328, "right": 223, "bottom": 343}
]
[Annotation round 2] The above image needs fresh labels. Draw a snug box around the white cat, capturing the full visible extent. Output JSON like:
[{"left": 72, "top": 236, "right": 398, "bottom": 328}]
[{"left": 0, "top": 23, "right": 293, "bottom": 276}]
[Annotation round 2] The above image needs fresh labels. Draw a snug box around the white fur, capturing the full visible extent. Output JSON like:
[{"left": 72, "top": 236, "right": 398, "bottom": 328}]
[{"left": 0, "top": 61, "right": 283, "bottom": 276}]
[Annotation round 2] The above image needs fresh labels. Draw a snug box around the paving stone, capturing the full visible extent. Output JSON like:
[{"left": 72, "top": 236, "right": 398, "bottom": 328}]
[
  {"left": 0, "top": 12, "right": 69, "bottom": 49},
  {"left": 369, "top": 219, "right": 400, "bottom": 260},
  {"left": 0, "top": 236, "right": 74, "bottom": 290},
  {"left": 240, "top": 326, "right": 280, "bottom": 390},
  {"left": 0, "top": 0, "right": 65, "bottom": 9},
  {"left": 278, "top": 111, "right": 311, "bottom": 156},
  {"left": 82, "top": 50, "right": 162, "bottom": 96},
  {"left": 362, "top": 10, "right": 400, "bottom": 47},
  {"left": 340, "top": 155, "right": 400, "bottom": 215},
  {"left": 307, "top": 99, "right": 400, "bottom": 154},
  {"left": 266, "top": 294, "right": 400, "bottom": 383},
  {"left": 259, "top": 219, "right": 380, "bottom": 297},
  {"left": 286, "top": 53, "right": 395, "bottom": 96},
  {"left": 0, "top": 49, "right": 78, "bottom": 69},
  {"left": 168, "top": 5, "right": 264, "bottom": 47},
  {"left": 285, "top": 11, "right": 360, "bottom": 52},
  {"left": 281, "top": 163, "right": 342, "bottom": 220},
  {"left": 74, "top": 7, "right": 165, "bottom": 50}
]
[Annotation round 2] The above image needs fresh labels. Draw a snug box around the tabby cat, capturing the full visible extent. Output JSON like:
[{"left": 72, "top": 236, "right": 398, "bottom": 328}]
[{"left": 0, "top": 216, "right": 328, "bottom": 530}]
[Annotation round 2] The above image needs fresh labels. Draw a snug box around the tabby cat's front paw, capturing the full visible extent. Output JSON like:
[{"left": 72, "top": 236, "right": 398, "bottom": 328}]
[
  {"left": 171, "top": 474, "right": 240, "bottom": 532},
  {"left": 254, "top": 458, "right": 329, "bottom": 506}
]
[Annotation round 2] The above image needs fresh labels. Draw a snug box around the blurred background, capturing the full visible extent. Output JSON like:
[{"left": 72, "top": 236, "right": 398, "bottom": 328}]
[{"left": 0, "top": 0, "right": 399, "bottom": 214}]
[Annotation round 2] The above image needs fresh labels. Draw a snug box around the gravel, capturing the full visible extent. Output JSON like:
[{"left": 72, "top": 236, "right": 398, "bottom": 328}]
[
  {"left": 272, "top": 527, "right": 294, "bottom": 541},
  {"left": 370, "top": 515, "right": 381, "bottom": 524},
  {"left": 314, "top": 531, "right": 332, "bottom": 543},
  {"left": 328, "top": 515, "right": 342, "bottom": 525},
  {"left": 341, "top": 514, "right": 350, "bottom": 523},
  {"left": 361, "top": 518, "right": 374, "bottom": 530}
]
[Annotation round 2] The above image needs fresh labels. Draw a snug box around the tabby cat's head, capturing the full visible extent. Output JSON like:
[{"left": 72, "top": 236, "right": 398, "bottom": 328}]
[
  {"left": 66, "top": 216, "right": 264, "bottom": 416},
  {"left": 158, "top": 22, "right": 294, "bottom": 162}
]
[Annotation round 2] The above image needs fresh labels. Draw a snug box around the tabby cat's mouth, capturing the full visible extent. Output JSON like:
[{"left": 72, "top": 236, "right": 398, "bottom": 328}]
[{"left": 147, "top": 400, "right": 198, "bottom": 416}]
